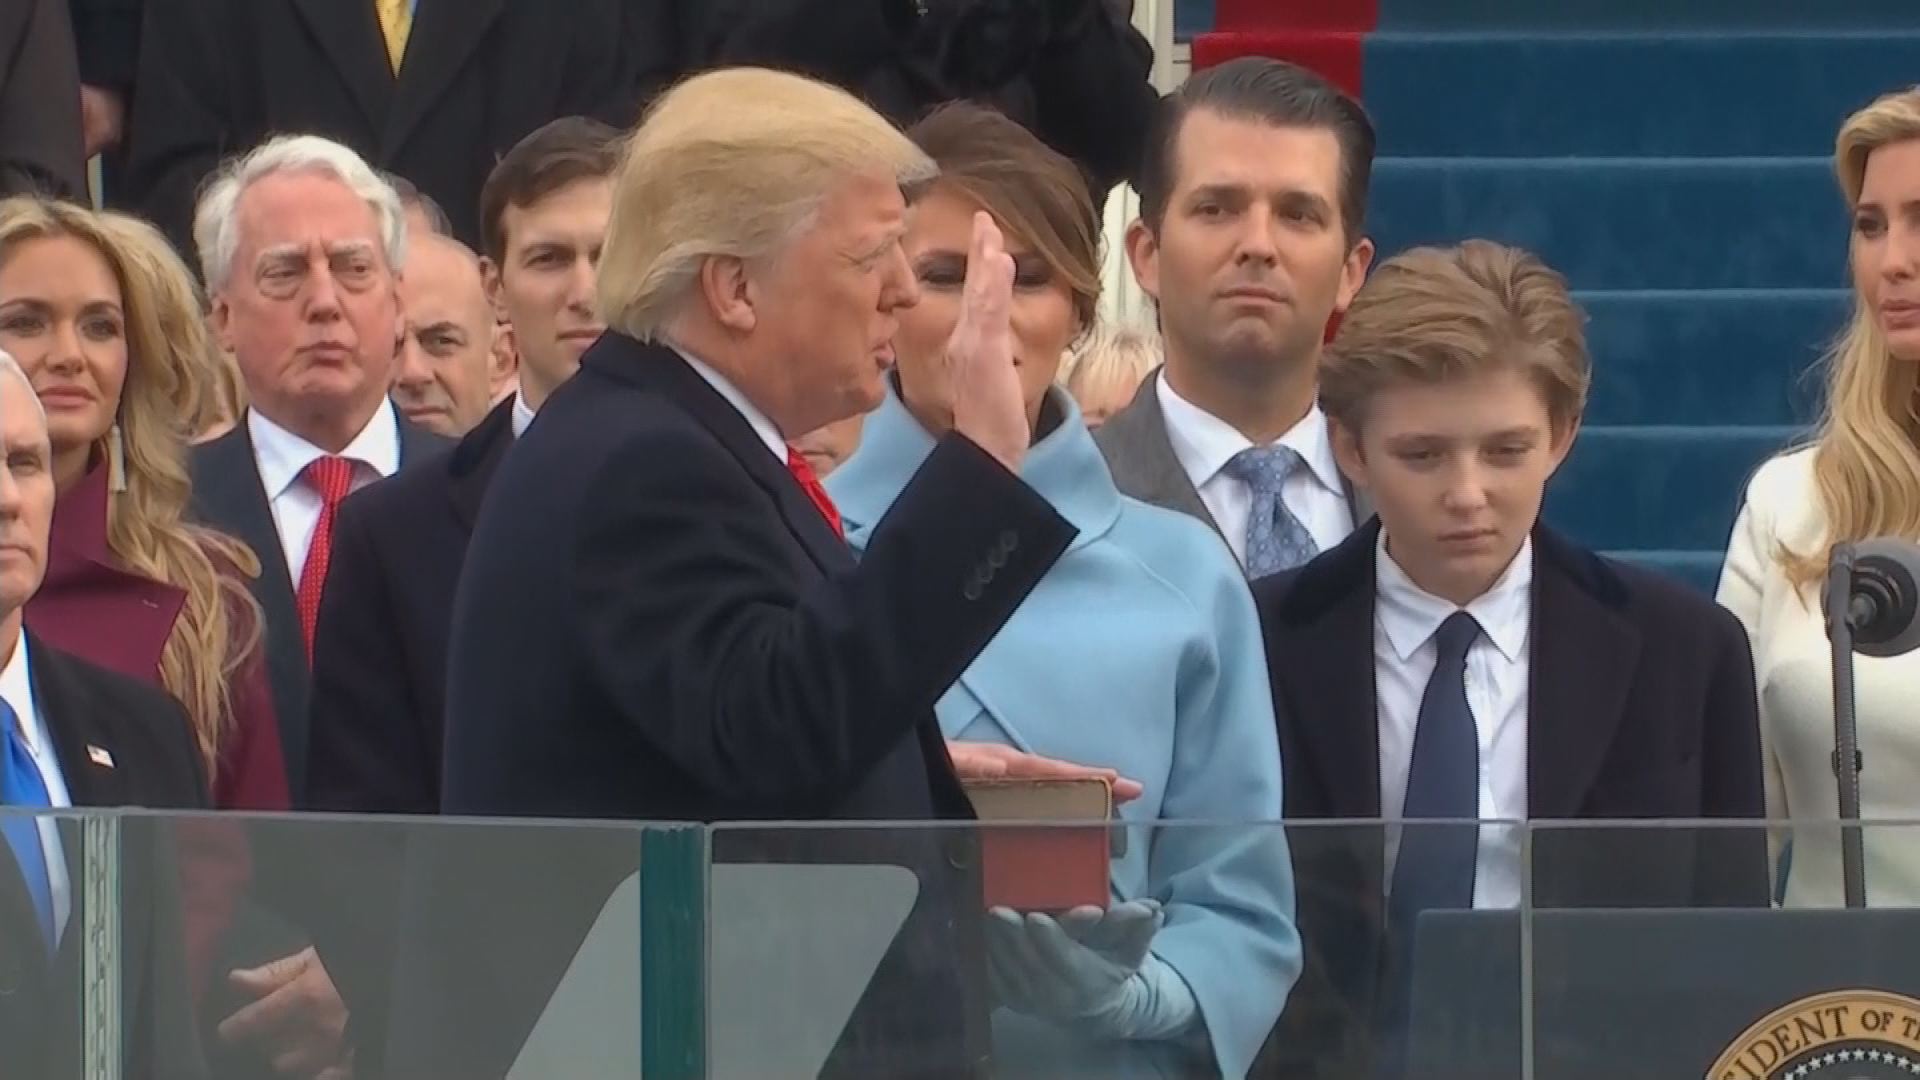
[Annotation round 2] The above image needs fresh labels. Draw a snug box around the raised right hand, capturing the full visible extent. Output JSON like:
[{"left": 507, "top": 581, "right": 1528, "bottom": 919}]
[{"left": 944, "top": 211, "right": 1030, "bottom": 472}]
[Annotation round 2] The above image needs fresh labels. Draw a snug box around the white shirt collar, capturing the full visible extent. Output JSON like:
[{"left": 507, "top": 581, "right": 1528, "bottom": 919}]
[
  {"left": 511, "top": 388, "right": 535, "bottom": 439},
  {"left": 1155, "top": 373, "right": 1344, "bottom": 496},
  {"left": 247, "top": 396, "right": 402, "bottom": 499},
  {"left": 675, "top": 348, "right": 787, "bottom": 462},
  {"left": 1376, "top": 530, "right": 1532, "bottom": 664},
  {"left": 0, "top": 624, "right": 39, "bottom": 755}
]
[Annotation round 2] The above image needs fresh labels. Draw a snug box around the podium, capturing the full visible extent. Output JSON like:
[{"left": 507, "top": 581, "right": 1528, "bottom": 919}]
[{"left": 1407, "top": 908, "right": 1920, "bottom": 1079}]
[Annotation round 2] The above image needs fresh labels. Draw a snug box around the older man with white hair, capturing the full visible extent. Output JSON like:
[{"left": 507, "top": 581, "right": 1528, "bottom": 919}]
[
  {"left": 407, "top": 67, "right": 1081, "bottom": 1077},
  {"left": 186, "top": 134, "right": 450, "bottom": 798}
]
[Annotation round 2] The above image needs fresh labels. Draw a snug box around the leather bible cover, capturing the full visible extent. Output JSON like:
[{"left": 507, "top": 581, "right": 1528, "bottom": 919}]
[{"left": 962, "top": 778, "right": 1113, "bottom": 912}]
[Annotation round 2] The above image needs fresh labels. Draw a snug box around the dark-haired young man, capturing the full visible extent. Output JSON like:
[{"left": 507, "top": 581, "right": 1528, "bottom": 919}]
[{"left": 1098, "top": 57, "right": 1377, "bottom": 579}]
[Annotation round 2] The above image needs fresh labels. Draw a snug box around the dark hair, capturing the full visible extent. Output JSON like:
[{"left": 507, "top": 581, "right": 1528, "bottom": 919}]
[
  {"left": 381, "top": 171, "right": 452, "bottom": 236},
  {"left": 478, "top": 116, "right": 622, "bottom": 264},
  {"left": 1137, "top": 57, "right": 1376, "bottom": 244},
  {"left": 907, "top": 104, "right": 1102, "bottom": 332}
]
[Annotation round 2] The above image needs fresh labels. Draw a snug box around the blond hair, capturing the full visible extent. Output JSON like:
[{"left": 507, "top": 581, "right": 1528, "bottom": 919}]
[
  {"left": 1062, "top": 322, "right": 1161, "bottom": 395},
  {"left": 596, "top": 67, "right": 937, "bottom": 340},
  {"left": 1320, "top": 239, "right": 1589, "bottom": 434},
  {"left": 0, "top": 197, "right": 264, "bottom": 778},
  {"left": 191, "top": 342, "right": 248, "bottom": 441},
  {"left": 1782, "top": 87, "right": 1920, "bottom": 589}
]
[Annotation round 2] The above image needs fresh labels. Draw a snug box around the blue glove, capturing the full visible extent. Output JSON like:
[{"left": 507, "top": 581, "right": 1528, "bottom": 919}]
[{"left": 986, "top": 900, "right": 1199, "bottom": 1040}]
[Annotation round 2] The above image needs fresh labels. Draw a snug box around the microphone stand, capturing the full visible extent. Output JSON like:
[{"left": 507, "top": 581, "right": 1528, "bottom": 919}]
[{"left": 1825, "top": 543, "right": 1868, "bottom": 909}]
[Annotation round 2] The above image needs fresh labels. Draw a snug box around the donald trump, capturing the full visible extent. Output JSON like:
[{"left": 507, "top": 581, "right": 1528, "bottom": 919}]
[{"left": 413, "top": 68, "right": 1082, "bottom": 1078}]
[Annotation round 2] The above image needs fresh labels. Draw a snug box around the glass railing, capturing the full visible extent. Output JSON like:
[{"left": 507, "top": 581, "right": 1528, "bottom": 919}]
[{"left": 11, "top": 812, "right": 1919, "bottom": 1078}]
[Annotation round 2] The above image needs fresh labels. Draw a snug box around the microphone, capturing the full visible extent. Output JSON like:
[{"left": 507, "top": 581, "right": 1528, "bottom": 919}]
[
  {"left": 1841, "top": 538, "right": 1920, "bottom": 657},
  {"left": 1822, "top": 538, "right": 1920, "bottom": 909}
]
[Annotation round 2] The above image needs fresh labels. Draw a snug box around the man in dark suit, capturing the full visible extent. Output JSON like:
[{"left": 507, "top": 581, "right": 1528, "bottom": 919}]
[
  {"left": 181, "top": 135, "right": 446, "bottom": 1078},
  {"left": 0, "top": 350, "right": 210, "bottom": 1078},
  {"left": 0, "top": 0, "right": 87, "bottom": 199},
  {"left": 1251, "top": 242, "right": 1768, "bottom": 1078},
  {"left": 308, "top": 117, "right": 617, "bottom": 817},
  {"left": 391, "top": 69, "right": 1074, "bottom": 1078},
  {"left": 680, "top": 0, "right": 1157, "bottom": 202},
  {"left": 1096, "top": 59, "right": 1377, "bottom": 577},
  {"left": 122, "top": 0, "right": 663, "bottom": 256},
  {"left": 187, "top": 135, "right": 450, "bottom": 799}
]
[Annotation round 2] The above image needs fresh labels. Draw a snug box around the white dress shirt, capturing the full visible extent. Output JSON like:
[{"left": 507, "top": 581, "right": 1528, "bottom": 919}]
[
  {"left": 1155, "top": 376, "right": 1354, "bottom": 567},
  {"left": 247, "top": 398, "right": 403, "bottom": 582},
  {"left": 1376, "top": 533, "right": 1532, "bottom": 909},
  {"left": 679, "top": 350, "right": 787, "bottom": 462},
  {"left": 0, "top": 628, "right": 72, "bottom": 943},
  {"left": 510, "top": 388, "right": 536, "bottom": 439}
]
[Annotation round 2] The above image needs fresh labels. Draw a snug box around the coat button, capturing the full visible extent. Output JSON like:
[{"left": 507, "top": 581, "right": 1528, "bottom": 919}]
[
  {"left": 962, "top": 580, "right": 983, "bottom": 601},
  {"left": 997, "top": 530, "right": 1019, "bottom": 555},
  {"left": 987, "top": 548, "right": 1008, "bottom": 570},
  {"left": 945, "top": 837, "right": 974, "bottom": 871}
]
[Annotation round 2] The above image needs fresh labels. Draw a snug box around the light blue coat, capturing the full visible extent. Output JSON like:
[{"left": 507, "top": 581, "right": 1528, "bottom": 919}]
[{"left": 828, "top": 384, "right": 1300, "bottom": 1079}]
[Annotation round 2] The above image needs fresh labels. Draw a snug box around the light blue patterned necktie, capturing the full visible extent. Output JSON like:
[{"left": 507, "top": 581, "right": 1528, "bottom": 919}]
[{"left": 1222, "top": 444, "right": 1320, "bottom": 578}]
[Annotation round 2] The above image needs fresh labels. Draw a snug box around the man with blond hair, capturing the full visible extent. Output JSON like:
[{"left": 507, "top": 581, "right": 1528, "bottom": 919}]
[{"left": 403, "top": 68, "right": 1076, "bottom": 1077}]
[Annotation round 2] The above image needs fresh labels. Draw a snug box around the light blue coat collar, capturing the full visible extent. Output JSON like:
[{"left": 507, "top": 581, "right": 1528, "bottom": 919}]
[{"left": 829, "top": 382, "right": 1121, "bottom": 554}]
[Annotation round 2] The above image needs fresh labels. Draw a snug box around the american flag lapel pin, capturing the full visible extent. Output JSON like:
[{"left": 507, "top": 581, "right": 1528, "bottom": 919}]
[{"left": 86, "top": 745, "right": 115, "bottom": 769}]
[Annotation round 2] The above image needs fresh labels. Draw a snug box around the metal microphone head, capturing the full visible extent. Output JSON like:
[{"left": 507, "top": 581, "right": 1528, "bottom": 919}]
[{"left": 1846, "top": 538, "right": 1920, "bottom": 657}]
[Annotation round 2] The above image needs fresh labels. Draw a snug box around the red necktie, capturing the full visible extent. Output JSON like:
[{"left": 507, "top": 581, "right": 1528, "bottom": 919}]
[
  {"left": 785, "top": 446, "right": 843, "bottom": 540},
  {"left": 295, "top": 456, "right": 357, "bottom": 664}
]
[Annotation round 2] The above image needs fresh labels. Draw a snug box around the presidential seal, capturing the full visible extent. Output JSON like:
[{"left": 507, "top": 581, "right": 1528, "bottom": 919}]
[{"left": 1710, "top": 990, "right": 1920, "bottom": 1078}]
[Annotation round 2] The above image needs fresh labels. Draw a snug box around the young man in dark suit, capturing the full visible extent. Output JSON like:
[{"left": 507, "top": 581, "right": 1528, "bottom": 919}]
[
  {"left": 1251, "top": 241, "right": 1768, "bottom": 1078},
  {"left": 1096, "top": 58, "right": 1377, "bottom": 578},
  {"left": 0, "top": 351, "right": 210, "bottom": 1077}
]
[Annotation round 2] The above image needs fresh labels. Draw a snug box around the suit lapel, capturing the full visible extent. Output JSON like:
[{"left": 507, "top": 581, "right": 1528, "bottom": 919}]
[
  {"left": 1097, "top": 371, "right": 1224, "bottom": 537},
  {"left": 28, "top": 638, "right": 124, "bottom": 807},
  {"left": 448, "top": 399, "right": 516, "bottom": 533},
  {"left": 1271, "top": 525, "right": 1383, "bottom": 819},
  {"left": 381, "top": 0, "right": 508, "bottom": 159},
  {"left": 193, "top": 425, "right": 296, "bottom": 610},
  {"left": 1527, "top": 529, "right": 1640, "bottom": 819},
  {"left": 288, "top": 0, "right": 395, "bottom": 136},
  {"left": 585, "top": 338, "right": 853, "bottom": 575}
]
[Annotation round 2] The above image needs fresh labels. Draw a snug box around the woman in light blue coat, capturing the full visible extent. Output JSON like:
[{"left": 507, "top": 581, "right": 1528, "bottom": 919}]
[{"left": 826, "top": 103, "right": 1299, "bottom": 1080}]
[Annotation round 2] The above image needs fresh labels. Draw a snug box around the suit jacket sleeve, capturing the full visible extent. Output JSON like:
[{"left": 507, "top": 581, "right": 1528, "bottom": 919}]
[
  {"left": 699, "top": 0, "right": 905, "bottom": 90},
  {"left": 1149, "top": 568, "right": 1298, "bottom": 1079},
  {"left": 0, "top": 0, "right": 87, "bottom": 200},
  {"left": 306, "top": 496, "right": 434, "bottom": 815},
  {"left": 558, "top": 0, "right": 648, "bottom": 130},
  {"left": 1693, "top": 604, "right": 1770, "bottom": 908},
  {"left": 1026, "top": 0, "right": 1157, "bottom": 194},
  {"left": 621, "top": 0, "right": 691, "bottom": 114},
  {"left": 575, "top": 430, "right": 1074, "bottom": 812},
  {"left": 69, "top": 0, "right": 141, "bottom": 90},
  {"left": 122, "top": 0, "right": 230, "bottom": 257}
]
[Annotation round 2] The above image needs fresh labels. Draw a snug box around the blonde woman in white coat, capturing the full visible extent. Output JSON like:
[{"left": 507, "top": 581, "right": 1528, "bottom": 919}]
[{"left": 1719, "top": 86, "right": 1920, "bottom": 907}]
